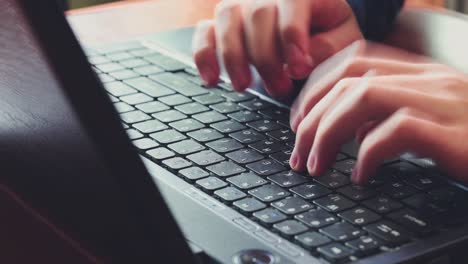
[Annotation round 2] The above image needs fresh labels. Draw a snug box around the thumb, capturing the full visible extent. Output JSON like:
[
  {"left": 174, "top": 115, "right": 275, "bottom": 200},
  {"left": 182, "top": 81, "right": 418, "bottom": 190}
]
[{"left": 307, "top": 17, "right": 363, "bottom": 67}]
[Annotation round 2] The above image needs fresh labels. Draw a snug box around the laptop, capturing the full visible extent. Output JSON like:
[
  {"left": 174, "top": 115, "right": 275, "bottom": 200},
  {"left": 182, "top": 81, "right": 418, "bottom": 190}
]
[{"left": 2, "top": 1, "right": 468, "bottom": 263}]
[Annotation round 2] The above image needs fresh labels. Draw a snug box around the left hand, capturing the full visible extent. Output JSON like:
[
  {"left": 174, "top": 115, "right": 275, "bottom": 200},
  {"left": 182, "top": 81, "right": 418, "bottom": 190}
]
[{"left": 289, "top": 40, "right": 468, "bottom": 184}]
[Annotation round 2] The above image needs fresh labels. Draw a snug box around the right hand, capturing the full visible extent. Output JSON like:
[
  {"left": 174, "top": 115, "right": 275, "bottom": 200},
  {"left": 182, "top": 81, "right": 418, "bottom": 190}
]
[{"left": 192, "top": 0, "right": 363, "bottom": 98}]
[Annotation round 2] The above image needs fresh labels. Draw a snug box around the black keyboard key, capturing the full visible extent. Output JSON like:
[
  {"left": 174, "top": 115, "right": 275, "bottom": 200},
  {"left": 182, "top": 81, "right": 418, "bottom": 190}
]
[
  {"left": 248, "top": 184, "right": 290, "bottom": 202},
  {"left": 291, "top": 183, "right": 332, "bottom": 200},
  {"left": 196, "top": 177, "right": 228, "bottom": 191},
  {"left": 150, "top": 129, "right": 186, "bottom": 144},
  {"left": 132, "top": 138, "right": 159, "bottom": 150},
  {"left": 338, "top": 207, "right": 381, "bottom": 226},
  {"left": 403, "top": 174, "right": 441, "bottom": 191},
  {"left": 162, "top": 157, "right": 192, "bottom": 170},
  {"left": 150, "top": 73, "right": 208, "bottom": 97},
  {"left": 187, "top": 150, "right": 225, "bottom": 166},
  {"left": 345, "top": 236, "right": 383, "bottom": 256},
  {"left": 152, "top": 110, "right": 187, "bottom": 123},
  {"left": 222, "top": 92, "right": 256, "bottom": 102},
  {"left": 273, "top": 220, "right": 308, "bottom": 237},
  {"left": 341, "top": 141, "right": 359, "bottom": 158},
  {"left": 192, "top": 111, "right": 227, "bottom": 124},
  {"left": 106, "top": 51, "right": 133, "bottom": 61},
  {"left": 249, "top": 140, "right": 285, "bottom": 154},
  {"left": 226, "top": 149, "right": 264, "bottom": 165},
  {"left": 253, "top": 208, "right": 288, "bottom": 224},
  {"left": 146, "top": 147, "right": 175, "bottom": 160},
  {"left": 206, "top": 138, "right": 243, "bottom": 153},
  {"left": 229, "top": 129, "right": 266, "bottom": 144},
  {"left": 193, "top": 93, "right": 225, "bottom": 105},
  {"left": 188, "top": 128, "right": 224, "bottom": 143},
  {"left": 333, "top": 159, "right": 356, "bottom": 175},
  {"left": 384, "top": 161, "right": 421, "bottom": 178},
  {"left": 403, "top": 194, "right": 447, "bottom": 216},
  {"left": 136, "top": 101, "right": 170, "bottom": 114},
  {"left": 214, "top": 187, "right": 247, "bottom": 202},
  {"left": 247, "top": 120, "right": 282, "bottom": 132},
  {"left": 259, "top": 108, "right": 289, "bottom": 122},
  {"left": 314, "top": 194, "right": 356, "bottom": 213},
  {"left": 387, "top": 209, "right": 433, "bottom": 236},
  {"left": 246, "top": 159, "right": 286, "bottom": 176},
  {"left": 133, "top": 120, "right": 168, "bottom": 134},
  {"left": 120, "top": 110, "right": 151, "bottom": 124},
  {"left": 272, "top": 197, "right": 313, "bottom": 215},
  {"left": 158, "top": 94, "right": 191, "bottom": 106},
  {"left": 168, "top": 139, "right": 205, "bottom": 155},
  {"left": 362, "top": 195, "right": 403, "bottom": 214},
  {"left": 95, "top": 62, "right": 125, "bottom": 73},
  {"left": 207, "top": 161, "right": 246, "bottom": 177},
  {"left": 129, "top": 48, "right": 158, "bottom": 57},
  {"left": 210, "top": 120, "right": 246, "bottom": 133},
  {"left": 227, "top": 173, "right": 267, "bottom": 190},
  {"left": 228, "top": 110, "right": 262, "bottom": 123},
  {"left": 266, "top": 129, "right": 295, "bottom": 142},
  {"left": 105, "top": 81, "right": 137, "bottom": 97},
  {"left": 295, "top": 209, "right": 339, "bottom": 228},
  {"left": 124, "top": 77, "right": 174, "bottom": 97},
  {"left": 175, "top": 102, "right": 209, "bottom": 115},
  {"left": 336, "top": 153, "right": 347, "bottom": 161},
  {"left": 380, "top": 181, "right": 418, "bottom": 199},
  {"left": 179, "top": 167, "right": 209, "bottom": 181},
  {"left": 337, "top": 185, "right": 377, "bottom": 201},
  {"left": 240, "top": 99, "right": 274, "bottom": 111},
  {"left": 120, "top": 58, "right": 148, "bottom": 68},
  {"left": 133, "top": 65, "right": 164, "bottom": 76},
  {"left": 314, "top": 171, "right": 351, "bottom": 189},
  {"left": 210, "top": 102, "right": 242, "bottom": 114},
  {"left": 120, "top": 93, "right": 153, "bottom": 105},
  {"left": 320, "top": 222, "right": 365, "bottom": 242},
  {"left": 317, "top": 243, "right": 354, "bottom": 263},
  {"left": 295, "top": 232, "right": 331, "bottom": 250},
  {"left": 169, "top": 119, "right": 204, "bottom": 133},
  {"left": 270, "top": 149, "right": 292, "bottom": 167},
  {"left": 126, "top": 129, "right": 143, "bottom": 140},
  {"left": 233, "top": 197, "right": 266, "bottom": 213},
  {"left": 109, "top": 69, "right": 139, "bottom": 80},
  {"left": 364, "top": 221, "right": 410, "bottom": 246},
  {"left": 267, "top": 171, "right": 309, "bottom": 188},
  {"left": 145, "top": 54, "right": 186, "bottom": 71}
]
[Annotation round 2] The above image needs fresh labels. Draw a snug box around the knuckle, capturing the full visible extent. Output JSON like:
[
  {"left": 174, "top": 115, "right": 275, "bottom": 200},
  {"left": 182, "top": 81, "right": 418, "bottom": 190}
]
[
  {"left": 215, "top": 0, "right": 241, "bottom": 18},
  {"left": 246, "top": 1, "right": 274, "bottom": 22}
]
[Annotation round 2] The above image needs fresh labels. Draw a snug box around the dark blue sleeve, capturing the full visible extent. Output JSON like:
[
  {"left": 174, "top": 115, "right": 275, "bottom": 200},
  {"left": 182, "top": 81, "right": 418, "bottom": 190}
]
[{"left": 346, "top": 0, "right": 405, "bottom": 41}]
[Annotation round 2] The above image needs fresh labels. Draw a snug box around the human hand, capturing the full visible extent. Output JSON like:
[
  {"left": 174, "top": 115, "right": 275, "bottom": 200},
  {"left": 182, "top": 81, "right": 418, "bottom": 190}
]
[
  {"left": 289, "top": 40, "right": 468, "bottom": 184},
  {"left": 192, "top": 0, "right": 363, "bottom": 98}
]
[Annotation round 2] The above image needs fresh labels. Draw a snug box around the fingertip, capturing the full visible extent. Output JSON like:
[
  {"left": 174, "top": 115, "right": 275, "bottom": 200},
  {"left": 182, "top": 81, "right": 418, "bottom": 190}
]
[
  {"left": 198, "top": 65, "right": 219, "bottom": 87},
  {"left": 284, "top": 44, "right": 314, "bottom": 79}
]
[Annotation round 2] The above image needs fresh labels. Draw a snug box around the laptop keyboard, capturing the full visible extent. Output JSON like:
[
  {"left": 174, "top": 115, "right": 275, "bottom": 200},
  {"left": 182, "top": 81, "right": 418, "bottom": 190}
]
[{"left": 86, "top": 42, "right": 468, "bottom": 263}]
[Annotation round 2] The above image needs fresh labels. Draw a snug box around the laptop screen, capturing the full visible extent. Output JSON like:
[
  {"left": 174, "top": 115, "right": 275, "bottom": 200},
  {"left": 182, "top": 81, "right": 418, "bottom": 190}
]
[{"left": 0, "top": 0, "right": 194, "bottom": 262}]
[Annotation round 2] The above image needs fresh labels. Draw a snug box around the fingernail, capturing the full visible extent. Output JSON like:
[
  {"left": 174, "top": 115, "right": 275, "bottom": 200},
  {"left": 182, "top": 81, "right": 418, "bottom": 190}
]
[
  {"left": 351, "top": 166, "right": 360, "bottom": 184},
  {"left": 290, "top": 152, "right": 298, "bottom": 170},
  {"left": 308, "top": 155, "right": 317, "bottom": 176}
]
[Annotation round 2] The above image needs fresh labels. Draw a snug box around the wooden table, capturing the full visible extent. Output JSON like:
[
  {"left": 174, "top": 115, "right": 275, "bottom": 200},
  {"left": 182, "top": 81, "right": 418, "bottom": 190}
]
[{"left": 67, "top": 0, "right": 444, "bottom": 46}]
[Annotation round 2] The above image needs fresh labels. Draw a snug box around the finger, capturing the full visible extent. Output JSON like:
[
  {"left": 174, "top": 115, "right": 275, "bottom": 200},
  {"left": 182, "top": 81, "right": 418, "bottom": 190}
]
[
  {"left": 290, "top": 54, "right": 431, "bottom": 132},
  {"left": 214, "top": 0, "right": 252, "bottom": 92},
  {"left": 290, "top": 77, "right": 359, "bottom": 172},
  {"left": 309, "top": 76, "right": 451, "bottom": 176},
  {"left": 354, "top": 108, "right": 447, "bottom": 184},
  {"left": 356, "top": 121, "right": 379, "bottom": 144},
  {"left": 193, "top": 20, "right": 220, "bottom": 86},
  {"left": 243, "top": 0, "right": 292, "bottom": 98},
  {"left": 277, "top": 0, "right": 315, "bottom": 78}
]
